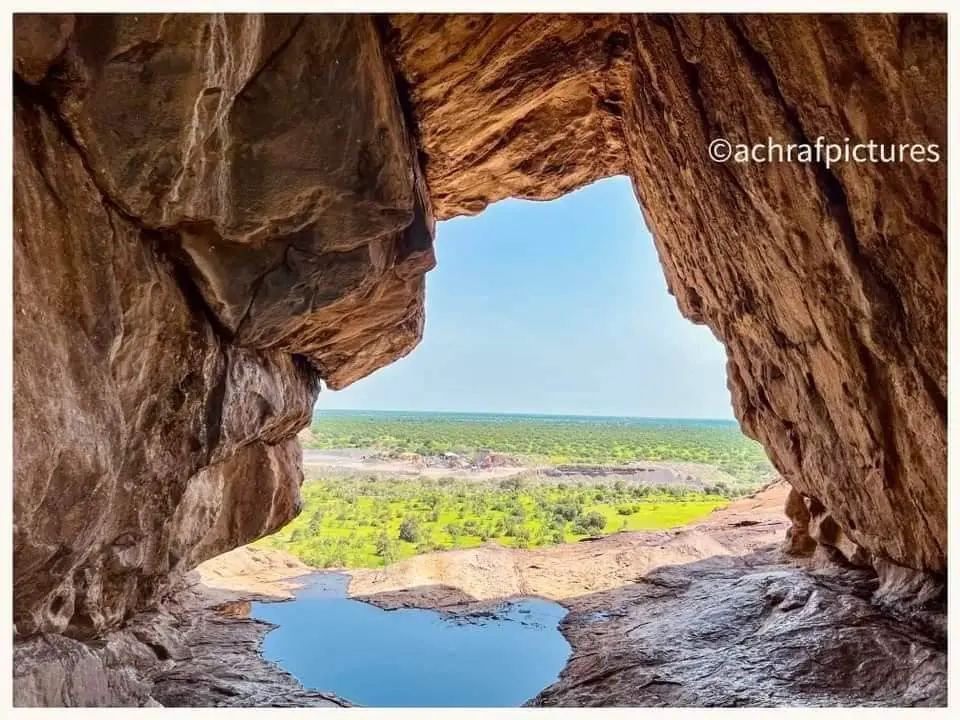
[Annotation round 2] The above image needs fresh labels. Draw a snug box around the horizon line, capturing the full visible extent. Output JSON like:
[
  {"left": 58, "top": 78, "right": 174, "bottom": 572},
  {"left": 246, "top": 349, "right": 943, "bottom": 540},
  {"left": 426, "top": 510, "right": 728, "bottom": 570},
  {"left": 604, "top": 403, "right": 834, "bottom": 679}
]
[{"left": 312, "top": 407, "right": 739, "bottom": 423}]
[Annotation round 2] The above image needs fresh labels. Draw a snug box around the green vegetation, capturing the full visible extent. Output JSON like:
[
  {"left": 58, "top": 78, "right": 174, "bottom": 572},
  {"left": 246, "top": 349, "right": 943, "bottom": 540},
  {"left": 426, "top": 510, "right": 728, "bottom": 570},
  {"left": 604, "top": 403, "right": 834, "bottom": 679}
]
[
  {"left": 300, "top": 412, "right": 774, "bottom": 487},
  {"left": 258, "top": 475, "right": 730, "bottom": 569},
  {"left": 259, "top": 412, "right": 775, "bottom": 568}
]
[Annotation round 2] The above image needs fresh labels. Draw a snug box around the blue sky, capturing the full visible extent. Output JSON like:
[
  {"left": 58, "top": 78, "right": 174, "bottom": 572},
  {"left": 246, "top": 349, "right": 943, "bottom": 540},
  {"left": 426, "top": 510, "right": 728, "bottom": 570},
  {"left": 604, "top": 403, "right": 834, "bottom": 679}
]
[{"left": 319, "top": 176, "right": 734, "bottom": 419}]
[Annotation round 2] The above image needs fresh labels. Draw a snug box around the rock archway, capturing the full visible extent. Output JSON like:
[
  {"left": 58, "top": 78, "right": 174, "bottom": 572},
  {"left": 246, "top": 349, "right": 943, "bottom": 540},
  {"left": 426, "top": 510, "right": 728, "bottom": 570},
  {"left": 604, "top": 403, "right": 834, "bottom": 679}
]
[{"left": 13, "top": 12, "right": 945, "bottom": 647}]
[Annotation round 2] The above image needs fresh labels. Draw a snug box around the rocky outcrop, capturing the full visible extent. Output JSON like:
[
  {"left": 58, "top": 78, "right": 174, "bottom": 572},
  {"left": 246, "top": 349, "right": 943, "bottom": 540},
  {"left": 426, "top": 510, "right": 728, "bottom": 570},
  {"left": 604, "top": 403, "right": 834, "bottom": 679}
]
[
  {"left": 14, "top": 91, "right": 315, "bottom": 637},
  {"left": 350, "top": 481, "right": 792, "bottom": 608},
  {"left": 13, "top": 14, "right": 433, "bottom": 637},
  {"left": 13, "top": 12, "right": 946, "bottom": 704},
  {"left": 781, "top": 487, "right": 817, "bottom": 557},
  {"left": 531, "top": 551, "right": 946, "bottom": 707},
  {"left": 388, "top": 14, "right": 946, "bottom": 578},
  {"left": 13, "top": 579, "right": 349, "bottom": 707},
  {"left": 383, "top": 15, "right": 633, "bottom": 218}
]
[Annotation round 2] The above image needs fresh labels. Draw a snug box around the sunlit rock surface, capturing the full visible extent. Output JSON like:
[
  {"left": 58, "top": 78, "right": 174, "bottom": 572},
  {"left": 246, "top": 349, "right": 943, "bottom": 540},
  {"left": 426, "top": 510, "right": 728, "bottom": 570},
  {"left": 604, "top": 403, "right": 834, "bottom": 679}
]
[
  {"left": 14, "top": 13, "right": 432, "bottom": 638},
  {"left": 389, "top": 13, "right": 946, "bottom": 578},
  {"left": 13, "top": 11, "right": 946, "bottom": 707}
]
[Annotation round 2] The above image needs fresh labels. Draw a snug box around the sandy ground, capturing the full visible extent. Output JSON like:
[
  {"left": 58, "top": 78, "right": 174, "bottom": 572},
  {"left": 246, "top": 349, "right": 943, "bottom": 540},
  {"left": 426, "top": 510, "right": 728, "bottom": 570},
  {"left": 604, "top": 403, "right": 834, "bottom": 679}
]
[
  {"left": 301, "top": 447, "right": 748, "bottom": 488},
  {"left": 302, "top": 448, "right": 530, "bottom": 479},
  {"left": 194, "top": 546, "right": 313, "bottom": 601}
]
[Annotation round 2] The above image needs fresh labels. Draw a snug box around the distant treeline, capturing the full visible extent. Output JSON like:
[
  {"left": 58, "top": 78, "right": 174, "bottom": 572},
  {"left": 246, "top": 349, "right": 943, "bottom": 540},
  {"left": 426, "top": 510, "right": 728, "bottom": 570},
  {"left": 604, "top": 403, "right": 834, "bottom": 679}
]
[{"left": 300, "top": 411, "right": 775, "bottom": 488}]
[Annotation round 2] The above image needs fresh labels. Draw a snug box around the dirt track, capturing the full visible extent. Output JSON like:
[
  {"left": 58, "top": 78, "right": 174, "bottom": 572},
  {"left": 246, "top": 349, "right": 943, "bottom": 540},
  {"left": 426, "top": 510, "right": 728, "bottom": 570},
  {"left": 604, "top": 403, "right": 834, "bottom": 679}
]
[
  {"left": 301, "top": 448, "right": 529, "bottom": 479},
  {"left": 301, "top": 447, "right": 748, "bottom": 489}
]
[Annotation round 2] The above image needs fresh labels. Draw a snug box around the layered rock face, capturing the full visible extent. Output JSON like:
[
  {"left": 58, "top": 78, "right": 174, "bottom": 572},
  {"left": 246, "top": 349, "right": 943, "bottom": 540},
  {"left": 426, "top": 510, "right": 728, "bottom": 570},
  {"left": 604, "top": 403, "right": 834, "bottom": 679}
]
[
  {"left": 532, "top": 552, "right": 946, "bottom": 707},
  {"left": 14, "top": 14, "right": 433, "bottom": 637},
  {"left": 13, "top": 10, "right": 945, "bottom": 658},
  {"left": 388, "top": 14, "right": 946, "bottom": 580}
]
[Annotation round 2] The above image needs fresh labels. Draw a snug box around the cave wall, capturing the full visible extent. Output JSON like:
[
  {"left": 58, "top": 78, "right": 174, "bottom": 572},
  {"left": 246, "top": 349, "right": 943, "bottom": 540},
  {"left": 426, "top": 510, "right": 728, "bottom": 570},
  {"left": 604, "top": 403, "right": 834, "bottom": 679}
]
[
  {"left": 12, "top": 12, "right": 946, "bottom": 638},
  {"left": 13, "top": 14, "right": 433, "bottom": 637},
  {"left": 388, "top": 13, "right": 946, "bottom": 577}
]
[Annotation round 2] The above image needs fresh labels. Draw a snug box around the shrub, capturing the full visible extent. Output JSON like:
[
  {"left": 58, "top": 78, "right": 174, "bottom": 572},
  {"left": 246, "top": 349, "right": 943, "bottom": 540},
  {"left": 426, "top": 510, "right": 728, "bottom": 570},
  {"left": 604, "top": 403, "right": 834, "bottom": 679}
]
[
  {"left": 574, "top": 511, "right": 606, "bottom": 534},
  {"left": 398, "top": 516, "right": 422, "bottom": 543},
  {"left": 445, "top": 523, "right": 462, "bottom": 543},
  {"left": 499, "top": 477, "right": 523, "bottom": 491}
]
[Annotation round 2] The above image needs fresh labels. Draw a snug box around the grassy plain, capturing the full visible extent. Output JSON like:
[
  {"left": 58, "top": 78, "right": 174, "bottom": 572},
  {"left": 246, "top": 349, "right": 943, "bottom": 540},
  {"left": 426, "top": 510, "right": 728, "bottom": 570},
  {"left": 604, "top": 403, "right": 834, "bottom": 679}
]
[{"left": 259, "top": 475, "right": 730, "bottom": 568}]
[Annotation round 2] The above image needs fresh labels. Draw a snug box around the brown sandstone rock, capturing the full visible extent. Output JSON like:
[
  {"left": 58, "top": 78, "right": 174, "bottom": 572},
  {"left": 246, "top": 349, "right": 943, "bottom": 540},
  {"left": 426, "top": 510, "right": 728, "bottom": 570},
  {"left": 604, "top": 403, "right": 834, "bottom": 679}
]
[
  {"left": 782, "top": 487, "right": 816, "bottom": 557},
  {"left": 13, "top": 10, "right": 946, "bottom": 663},
  {"left": 13, "top": 13, "right": 433, "bottom": 636},
  {"left": 384, "top": 14, "right": 631, "bottom": 218},
  {"left": 388, "top": 14, "right": 946, "bottom": 577},
  {"left": 13, "top": 92, "right": 317, "bottom": 636},
  {"left": 13, "top": 14, "right": 74, "bottom": 83},
  {"left": 805, "top": 496, "right": 871, "bottom": 567},
  {"left": 50, "top": 14, "right": 436, "bottom": 386}
]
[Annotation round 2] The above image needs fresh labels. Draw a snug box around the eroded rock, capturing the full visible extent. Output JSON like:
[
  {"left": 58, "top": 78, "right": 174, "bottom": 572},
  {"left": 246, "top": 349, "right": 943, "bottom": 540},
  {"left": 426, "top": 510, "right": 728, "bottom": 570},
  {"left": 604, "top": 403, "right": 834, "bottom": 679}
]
[
  {"left": 388, "top": 14, "right": 946, "bottom": 578},
  {"left": 385, "top": 14, "right": 631, "bottom": 217},
  {"left": 13, "top": 633, "right": 155, "bottom": 707},
  {"left": 13, "top": 13, "right": 434, "bottom": 637},
  {"left": 13, "top": 581, "right": 349, "bottom": 708},
  {"left": 12, "top": 12, "right": 947, "bottom": 706},
  {"left": 532, "top": 553, "right": 946, "bottom": 707},
  {"left": 13, "top": 91, "right": 319, "bottom": 636},
  {"left": 782, "top": 487, "right": 816, "bottom": 557}
]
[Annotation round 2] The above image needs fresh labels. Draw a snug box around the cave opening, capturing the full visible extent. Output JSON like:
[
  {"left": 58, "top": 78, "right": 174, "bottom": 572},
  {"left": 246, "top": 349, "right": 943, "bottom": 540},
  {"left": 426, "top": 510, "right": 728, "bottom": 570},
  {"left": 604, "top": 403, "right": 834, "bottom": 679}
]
[
  {"left": 12, "top": 12, "right": 945, "bottom": 709},
  {"left": 275, "top": 174, "right": 776, "bottom": 568},
  {"left": 234, "top": 175, "right": 782, "bottom": 707}
]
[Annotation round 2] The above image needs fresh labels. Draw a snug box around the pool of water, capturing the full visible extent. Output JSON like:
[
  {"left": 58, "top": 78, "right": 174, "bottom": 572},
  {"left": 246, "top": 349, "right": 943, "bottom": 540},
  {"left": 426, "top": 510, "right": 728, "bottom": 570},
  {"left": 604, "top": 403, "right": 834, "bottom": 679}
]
[{"left": 251, "top": 573, "right": 571, "bottom": 707}]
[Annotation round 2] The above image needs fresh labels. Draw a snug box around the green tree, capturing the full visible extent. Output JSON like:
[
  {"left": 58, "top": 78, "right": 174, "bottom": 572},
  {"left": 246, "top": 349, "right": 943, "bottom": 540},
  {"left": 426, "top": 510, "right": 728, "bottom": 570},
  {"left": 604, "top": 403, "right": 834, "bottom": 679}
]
[
  {"left": 499, "top": 476, "right": 523, "bottom": 491},
  {"left": 445, "top": 523, "right": 462, "bottom": 545},
  {"left": 375, "top": 531, "right": 391, "bottom": 557},
  {"left": 398, "top": 515, "right": 422, "bottom": 543},
  {"left": 575, "top": 511, "right": 606, "bottom": 534}
]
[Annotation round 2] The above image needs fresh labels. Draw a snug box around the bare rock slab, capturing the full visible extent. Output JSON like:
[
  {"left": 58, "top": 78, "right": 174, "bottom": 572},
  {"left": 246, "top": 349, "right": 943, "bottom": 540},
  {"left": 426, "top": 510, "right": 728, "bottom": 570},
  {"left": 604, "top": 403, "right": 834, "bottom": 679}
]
[{"left": 532, "top": 553, "right": 946, "bottom": 707}]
